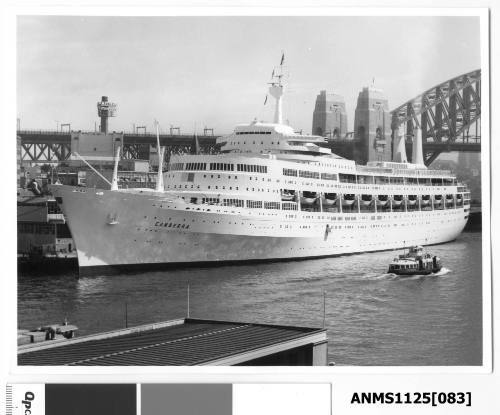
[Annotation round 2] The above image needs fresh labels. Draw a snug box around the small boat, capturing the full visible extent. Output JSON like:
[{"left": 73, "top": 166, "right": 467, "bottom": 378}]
[
  {"left": 323, "top": 193, "right": 338, "bottom": 205},
  {"left": 343, "top": 194, "right": 356, "bottom": 205},
  {"left": 361, "top": 194, "right": 373, "bottom": 205},
  {"left": 388, "top": 245, "right": 442, "bottom": 276},
  {"left": 107, "top": 213, "right": 119, "bottom": 225},
  {"left": 300, "top": 191, "right": 318, "bottom": 205},
  {"left": 407, "top": 195, "right": 418, "bottom": 205},
  {"left": 392, "top": 195, "right": 404, "bottom": 205},
  {"left": 281, "top": 189, "right": 295, "bottom": 201},
  {"left": 377, "top": 195, "right": 389, "bottom": 206}
]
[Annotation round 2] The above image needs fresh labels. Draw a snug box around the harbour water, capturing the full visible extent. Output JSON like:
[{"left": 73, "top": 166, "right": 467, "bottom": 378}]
[{"left": 18, "top": 232, "right": 482, "bottom": 366}]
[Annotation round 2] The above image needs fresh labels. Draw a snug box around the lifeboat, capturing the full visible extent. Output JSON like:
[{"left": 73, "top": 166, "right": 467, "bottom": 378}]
[
  {"left": 361, "top": 194, "right": 373, "bottom": 206},
  {"left": 407, "top": 195, "right": 418, "bottom": 205},
  {"left": 433, "top": 195, "right": 443, "bottom": 204},
  {"left": 421, "top": 195, "right": 431, "bottom": 205},
  {"left": 457, "top": 194, "right": 463, "bottom": 200},
  {"left": 323, "top": 193, "right": 338, "bottom": 205},
  {"left": 392, "top": 195, "right": 403, "bottom": 205},
  {"left": 377, "top": 195, "right": 389, "bottom": 206},
  {"left": 300, "top": 191, "right": 318, "bottom": 205},
  {"left": 281, "top": 189, "right": 296, "bottom": 201},
  {"left": 343, "top": 194, "right": 356, "bottom": 205}
]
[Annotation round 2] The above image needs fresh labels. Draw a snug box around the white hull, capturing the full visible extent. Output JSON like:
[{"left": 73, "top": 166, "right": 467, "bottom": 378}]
[{"left": 51, "top": 185, "right": 468, "bottom": 275}]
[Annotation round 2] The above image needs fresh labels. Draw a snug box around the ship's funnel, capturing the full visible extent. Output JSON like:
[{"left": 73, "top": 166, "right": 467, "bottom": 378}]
[
  {"left": 412, "top": 127, "right": 424, "bottom": 166},
  {"left": 269, "top": 84, "right": 283, "bottom": 124},
  {"left": 111, "top": 145, "right": 120, "bottom": 191},
  {"left": 393, "top": 124, "right": 408, "bottom": 163}
]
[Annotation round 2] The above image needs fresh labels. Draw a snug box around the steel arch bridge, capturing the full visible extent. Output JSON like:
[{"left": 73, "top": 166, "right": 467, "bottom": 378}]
[{"left": 390, "top": 69, "right": 481, "bottom": 165}]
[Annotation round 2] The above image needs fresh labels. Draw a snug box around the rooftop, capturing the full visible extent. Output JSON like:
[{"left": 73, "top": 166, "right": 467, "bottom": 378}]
[{"left": 18, "top": 318, "right": 327, "bottom": 366}]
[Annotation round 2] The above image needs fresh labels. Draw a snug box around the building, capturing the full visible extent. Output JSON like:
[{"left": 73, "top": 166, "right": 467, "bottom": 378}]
[
  {"left": 18, "top": 318, "right": 328, "bottom": 366},
  {"left": 69, "top": 131, "right": 124, "bottom": 167},
  {"left": 311, "top": 90, "right": 348, "bottom": 138},
  {"left": 353, "top": 85, "right": 392, "bottom": 164},
  {"left": 17, "top": 195, "right": 74, "bottom": 257}
]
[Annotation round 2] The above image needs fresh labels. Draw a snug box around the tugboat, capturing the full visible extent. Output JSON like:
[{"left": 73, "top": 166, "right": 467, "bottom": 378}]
[{"left": 388, "top": 246, "right": 442, "bottom": 276}]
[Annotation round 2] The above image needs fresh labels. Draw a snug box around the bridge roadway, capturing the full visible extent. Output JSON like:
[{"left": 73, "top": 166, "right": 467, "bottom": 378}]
[
  {"left": 18, "top": 130, "right": 220, "bottom": 146},
  {"left": 18, "top": 130, "right": 220, "bottom": 162},
  {"left": 18, "top": 129, "right": 480, "bottom": 164}
]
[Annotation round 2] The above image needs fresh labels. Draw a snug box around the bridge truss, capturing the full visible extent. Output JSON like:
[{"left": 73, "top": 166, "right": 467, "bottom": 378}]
[
  {"left": 18, "top": 131, "right": 220, "bottom": 163},
  {"left": 19, "top": 131, "right": 72, "bottom": 163},
  {"left": 390, "top": 69, "right": 481, "bottom": 165}
]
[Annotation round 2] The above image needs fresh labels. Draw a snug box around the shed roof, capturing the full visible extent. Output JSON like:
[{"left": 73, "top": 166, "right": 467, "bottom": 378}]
[{"left": 18, "top": 318, "right": 326, "bottom": 366}]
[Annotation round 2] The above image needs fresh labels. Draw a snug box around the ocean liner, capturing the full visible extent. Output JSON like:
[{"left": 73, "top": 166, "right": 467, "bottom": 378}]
[{"left": 50, "top": 66, "right": 470, "bottom": 275}]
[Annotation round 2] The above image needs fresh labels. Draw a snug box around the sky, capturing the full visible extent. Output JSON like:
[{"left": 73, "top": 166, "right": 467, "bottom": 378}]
[{"left": 17, "top": 16, "right": 481, "bottom": 135}]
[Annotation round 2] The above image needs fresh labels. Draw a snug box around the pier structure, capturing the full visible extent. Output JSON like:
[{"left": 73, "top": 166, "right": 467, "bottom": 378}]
[
  {"left": 311, "top": 90, "right": 348, "bottom": 139},
  {"left": 18, "top": 318, "right": 328, "bottom": 366}
]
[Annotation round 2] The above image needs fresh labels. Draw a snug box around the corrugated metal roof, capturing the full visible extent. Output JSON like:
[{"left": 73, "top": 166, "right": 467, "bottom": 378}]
[{"left": 18, "top": 318, "right": 325, "bottom": 366}]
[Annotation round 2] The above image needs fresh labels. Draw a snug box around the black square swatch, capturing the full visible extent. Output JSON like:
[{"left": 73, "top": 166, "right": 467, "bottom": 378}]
[{"left": 45, "top": 384, "right": 136, "bottom": 415}]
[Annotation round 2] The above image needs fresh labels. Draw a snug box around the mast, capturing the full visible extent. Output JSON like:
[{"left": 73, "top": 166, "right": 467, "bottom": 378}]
[
  {"left": 268, "top": 53, "right": 285, "bottom": 124},
  {"left": 111, "top": 145, "right": 120, "bottom": 191}
]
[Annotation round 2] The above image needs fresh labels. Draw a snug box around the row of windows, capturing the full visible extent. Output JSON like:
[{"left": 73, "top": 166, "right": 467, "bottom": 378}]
[
  {"left": 185, "top": 162, "right": 206, "bottom": 170},
  {"left": 202, "top": 197, "right": 220, "bottom": 204},
  {"left": 172, "top": 162, "right": 457, "bottom": 188},
  {"left": 210, "top": 162, "right": 234, "bottom": 171},
  {"left": 247, "top": 200, "right": 263, "bottom": 209},
  {"left": 237, "top": 164, "right": 268, "bottom": 173},
  {"left": 264, "top": 201, "right": 280, "bottom": 210},
  {"left": 192, "top": 193, "right": 464, "bottom": 212},
  {"left": 321, "top": 173, "right": 338, "bottom": 181},
  {"left": 390, "top": 264, "right": 418, "bottom": 270},
  {"left": 235, "top": 131, "right": 272, "bottom": 135},
  {"left": 173, "top": 162, "right": 269, "bottom": 174},
  {"left": 169, "top": 162, "right": 184, "bottom": 171},
  {"left": 316, "top": 172, "right": 458, "bottom": 186},
  {"left": 282, "top": 202, "right": 298, "bottom": 211},
  {"left": 280, "top": 169, "right": 457, "bottom": 186},
  {"left": 222, "top": 198, "right": 244, "bottom": 207},
  {"left": 299, "top": 170, "right": 320, "bottom": 179},
  {"left": 339, "top": 173, "right": 357, "bottom": 183}
]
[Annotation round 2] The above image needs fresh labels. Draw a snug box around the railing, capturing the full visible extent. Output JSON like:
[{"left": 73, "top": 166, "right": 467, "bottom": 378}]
[
  {"left": 18, "top": 130, "right": 74, "bottom": 135},
  {"left": 17, "top": 129, "right": 221, "bottom": 137}
]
